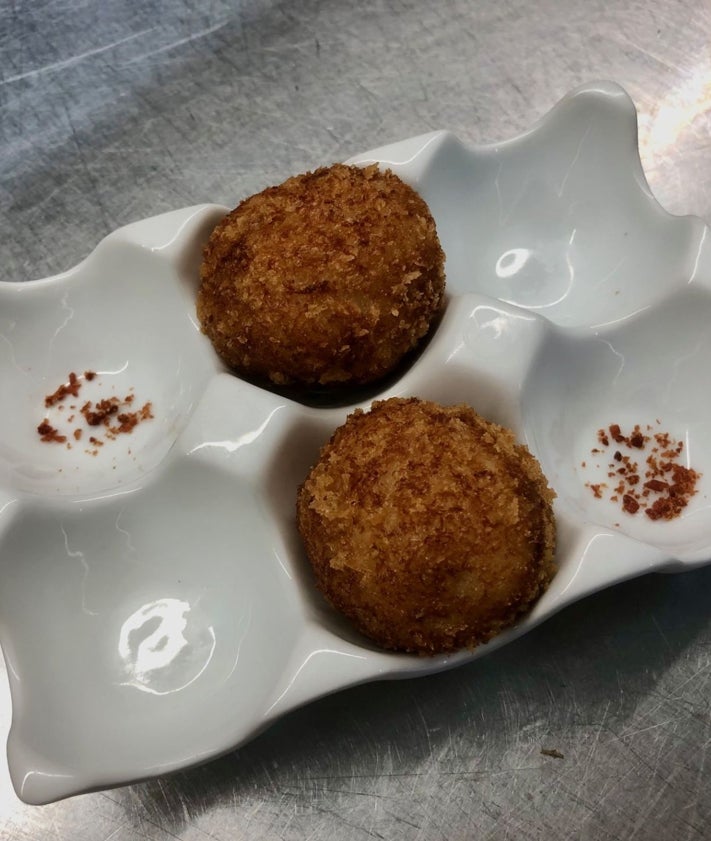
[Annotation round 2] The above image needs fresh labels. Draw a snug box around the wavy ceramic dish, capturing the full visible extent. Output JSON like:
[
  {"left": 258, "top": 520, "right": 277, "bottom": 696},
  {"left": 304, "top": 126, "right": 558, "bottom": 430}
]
[{"left": 1, "top": 81, "right": 710, "bottom": 805}]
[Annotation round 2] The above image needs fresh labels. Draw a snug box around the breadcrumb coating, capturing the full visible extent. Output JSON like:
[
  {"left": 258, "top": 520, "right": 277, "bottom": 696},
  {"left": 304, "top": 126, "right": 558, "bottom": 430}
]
[
  {"left": 297, "top": 398, "right": 557, "bottom": 654},
  {"left": 197, "top": 164, "right": 445, "bottom": 387}
]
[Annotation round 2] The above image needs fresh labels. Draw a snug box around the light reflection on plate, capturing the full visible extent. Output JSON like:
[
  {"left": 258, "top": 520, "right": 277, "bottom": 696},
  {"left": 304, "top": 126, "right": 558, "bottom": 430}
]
[{"left": 118, "top": 598, "right": 217, "bottom": 696}]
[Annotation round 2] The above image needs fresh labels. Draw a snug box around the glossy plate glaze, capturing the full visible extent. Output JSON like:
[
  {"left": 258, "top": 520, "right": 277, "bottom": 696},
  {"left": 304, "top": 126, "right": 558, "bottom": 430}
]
[{"left": 1, "top": 81, "right": 710, "bottom": 805}]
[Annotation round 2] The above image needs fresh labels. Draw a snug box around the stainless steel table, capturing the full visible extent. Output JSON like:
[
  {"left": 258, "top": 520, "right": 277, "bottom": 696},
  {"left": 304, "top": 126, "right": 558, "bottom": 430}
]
[{"left": 1, "top": 1, "right": 710, "bottom": 838}]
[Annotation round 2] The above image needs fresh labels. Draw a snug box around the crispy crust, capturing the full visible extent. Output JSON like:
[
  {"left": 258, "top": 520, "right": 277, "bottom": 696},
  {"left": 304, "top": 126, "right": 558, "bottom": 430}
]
[
  {"left": 197, "top": 164, "right": 445, "bottom": 386},
  {"left": 296, "top": 398, "right": 557, "bottom": 654}
]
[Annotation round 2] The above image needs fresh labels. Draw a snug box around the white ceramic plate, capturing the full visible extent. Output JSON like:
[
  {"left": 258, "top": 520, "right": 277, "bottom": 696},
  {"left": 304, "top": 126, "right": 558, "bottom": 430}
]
[{"left": 1, "top": 81, "right": 710, "bottom": 805}]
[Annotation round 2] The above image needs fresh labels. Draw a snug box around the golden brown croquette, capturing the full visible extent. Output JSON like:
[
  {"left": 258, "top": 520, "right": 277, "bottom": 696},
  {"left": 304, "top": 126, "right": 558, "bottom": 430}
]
[
  {"left": 197, "top": 164, "right": 445, "bottom": 387},
  {"left": 296, "top": 398, "right": 556, "bottom": 654}
]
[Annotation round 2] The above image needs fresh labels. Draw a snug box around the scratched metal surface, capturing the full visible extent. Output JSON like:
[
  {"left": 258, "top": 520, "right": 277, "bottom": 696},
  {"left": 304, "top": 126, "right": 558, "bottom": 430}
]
[{"left": 1, "top": 0, "right": 711, "bottom": 838}]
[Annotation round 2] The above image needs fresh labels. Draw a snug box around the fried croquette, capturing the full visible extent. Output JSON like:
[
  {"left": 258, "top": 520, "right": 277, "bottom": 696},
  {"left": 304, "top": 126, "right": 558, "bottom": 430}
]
[
  {"left": 197, "top": 164, "right": 445, "bottom": 387},
  {"left": 296, "top": 398, "right": 556, "bottom": 654}
]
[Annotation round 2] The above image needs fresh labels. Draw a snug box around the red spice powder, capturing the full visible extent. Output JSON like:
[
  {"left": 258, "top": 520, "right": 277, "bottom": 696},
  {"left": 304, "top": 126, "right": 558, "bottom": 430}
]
[
  {"left": 622, "top": 494, "right": 640, "bottom": 514},
  {"left": 116, "top": 403, "right": 153, "bottom": 434},
  {"left": 81, "top": 398, "right": 120, "bottom": 427},
  {"left": 44, "top": 372, "right": 81, "bottom": 407},
  {"left": 585, "top": 421, "right": 700, "bottom": 521},
  {"left": 37, "top": 419, "right": 67, "bottom": 443},
  {"left": 597, "top": 429, "right": 610, "bottom": 447},
  {"left": 38, "top": 373, "right": 154, "bottom": 451}
]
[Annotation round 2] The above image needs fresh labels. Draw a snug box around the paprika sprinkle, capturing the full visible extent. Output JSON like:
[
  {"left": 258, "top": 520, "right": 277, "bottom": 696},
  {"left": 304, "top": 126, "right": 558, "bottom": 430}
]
[{"left": 584, "top": 421, "right": 700, "bottom": 521}]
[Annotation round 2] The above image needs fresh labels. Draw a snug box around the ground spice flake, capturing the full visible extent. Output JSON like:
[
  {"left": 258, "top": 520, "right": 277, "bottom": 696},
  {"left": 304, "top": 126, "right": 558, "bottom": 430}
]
[
  {"left": 584, "top": 421, "right": 700, "bottom": 521},
  {"left": 37, "top": 372, "right": 154, "bottom": 453},
  {"left": 44, "top": 372, "right": 81, "bottom": 407},
  {"left": 37, "top": 420, "right": 66, "bottom": 443}
]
